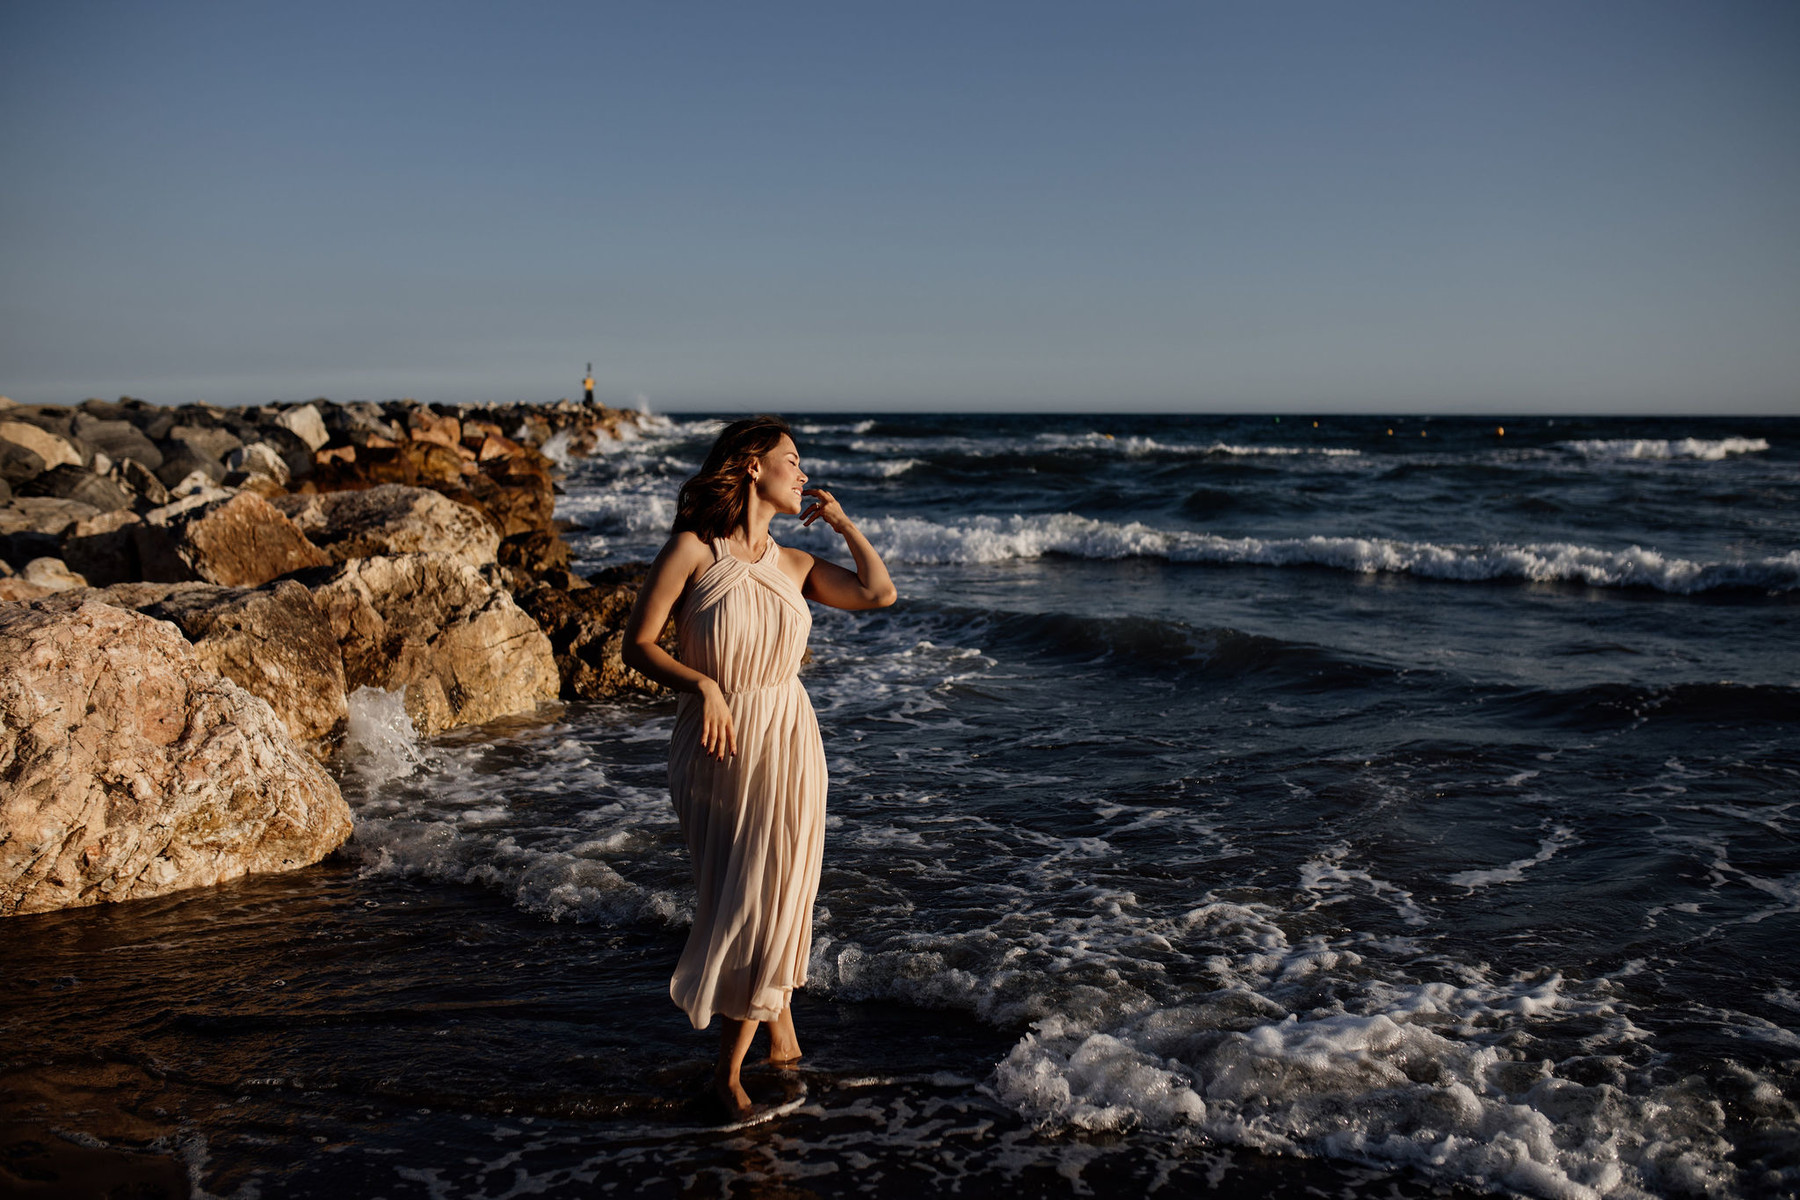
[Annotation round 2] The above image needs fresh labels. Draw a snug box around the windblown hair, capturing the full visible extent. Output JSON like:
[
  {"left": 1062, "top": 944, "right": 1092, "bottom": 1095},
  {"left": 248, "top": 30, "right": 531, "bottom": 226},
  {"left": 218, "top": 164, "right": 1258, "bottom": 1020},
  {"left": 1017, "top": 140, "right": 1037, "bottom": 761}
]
[{"left": 672, "top": 415, "right": 794, "bottom": 542}]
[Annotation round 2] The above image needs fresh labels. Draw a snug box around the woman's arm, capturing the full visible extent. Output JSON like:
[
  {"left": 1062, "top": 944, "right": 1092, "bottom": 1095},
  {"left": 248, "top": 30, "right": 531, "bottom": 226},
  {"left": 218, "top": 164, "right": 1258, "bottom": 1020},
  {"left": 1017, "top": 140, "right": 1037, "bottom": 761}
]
[
  {"left": 798, "top": 488, "right": 898, "bottom": 611},
  {"left": 621, "top": 532, "right": 738, "bottom": 759}
]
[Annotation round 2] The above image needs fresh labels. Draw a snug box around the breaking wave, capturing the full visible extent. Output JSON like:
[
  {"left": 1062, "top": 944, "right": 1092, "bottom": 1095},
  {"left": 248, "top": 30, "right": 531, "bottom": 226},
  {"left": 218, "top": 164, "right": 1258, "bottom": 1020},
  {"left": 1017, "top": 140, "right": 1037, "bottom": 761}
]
[{"left": 827, "top": 513, "right": 1800, "bottom": 594}]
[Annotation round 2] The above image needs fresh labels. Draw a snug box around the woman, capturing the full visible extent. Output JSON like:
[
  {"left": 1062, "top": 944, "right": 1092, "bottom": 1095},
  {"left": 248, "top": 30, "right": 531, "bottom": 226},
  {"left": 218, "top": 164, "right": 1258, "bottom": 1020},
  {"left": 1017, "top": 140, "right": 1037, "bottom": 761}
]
[{"left": 621, "top": 416, "right": 897, "bottom": 1116}]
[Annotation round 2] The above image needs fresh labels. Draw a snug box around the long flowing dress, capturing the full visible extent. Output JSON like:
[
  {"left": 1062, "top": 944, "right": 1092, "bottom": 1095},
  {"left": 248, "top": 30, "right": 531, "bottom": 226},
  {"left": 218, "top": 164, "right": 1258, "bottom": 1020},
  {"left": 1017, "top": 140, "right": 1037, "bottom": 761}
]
[{"left": 667, "top": 536, "right": 828, "bottom": 1029}]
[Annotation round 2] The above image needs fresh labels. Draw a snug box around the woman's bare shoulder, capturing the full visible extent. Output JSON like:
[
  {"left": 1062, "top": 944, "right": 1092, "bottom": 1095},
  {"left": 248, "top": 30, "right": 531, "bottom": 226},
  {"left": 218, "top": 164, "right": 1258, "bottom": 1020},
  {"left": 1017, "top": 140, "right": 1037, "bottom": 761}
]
[
  {"left": 777, "top": 543, "right": 815, "bottom": 585},
  {"left": 645, "top": 531, "right": 712, "bottom": 583}
]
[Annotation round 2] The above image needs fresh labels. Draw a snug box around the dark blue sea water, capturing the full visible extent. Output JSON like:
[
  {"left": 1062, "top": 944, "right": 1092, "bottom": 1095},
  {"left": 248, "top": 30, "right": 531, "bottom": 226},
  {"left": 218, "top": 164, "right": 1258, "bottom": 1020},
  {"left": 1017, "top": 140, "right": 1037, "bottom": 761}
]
[{"left": 5, "top": 414, "right": 1797, "bottom": 1199}]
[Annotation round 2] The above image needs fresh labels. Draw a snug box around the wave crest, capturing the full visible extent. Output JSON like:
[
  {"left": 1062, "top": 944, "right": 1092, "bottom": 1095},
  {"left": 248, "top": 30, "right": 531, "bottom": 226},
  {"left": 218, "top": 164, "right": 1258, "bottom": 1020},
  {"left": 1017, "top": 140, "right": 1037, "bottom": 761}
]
[{"left": 847, "top": 513, "right": 1800, "bottom": 593}]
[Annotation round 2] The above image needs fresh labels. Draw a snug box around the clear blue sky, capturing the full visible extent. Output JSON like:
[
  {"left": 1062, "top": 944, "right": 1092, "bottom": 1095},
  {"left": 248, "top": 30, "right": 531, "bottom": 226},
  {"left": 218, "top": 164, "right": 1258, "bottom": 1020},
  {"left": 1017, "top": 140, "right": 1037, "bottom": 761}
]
[{"left": 2, "top": 1, "right": 1796, "bottom": 413}]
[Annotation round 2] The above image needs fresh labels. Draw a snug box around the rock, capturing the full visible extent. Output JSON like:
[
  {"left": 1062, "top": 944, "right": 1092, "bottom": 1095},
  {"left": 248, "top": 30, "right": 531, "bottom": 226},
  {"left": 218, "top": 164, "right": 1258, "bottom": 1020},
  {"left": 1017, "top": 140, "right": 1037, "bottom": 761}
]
[
  {"left": 17, "top": 464, "right": 133, "bottom": 512},
  {"left": 248, "top": 423, "right": 315, "bottom": 482},
  {"left": 1, "top": 438, "right": 47, "bottom": 487},
  {"left": 134, "top": 492, "right": 331, "bottom": 587},
  {"left": 514, "top": 566, "right": 672, "bottom": 701},
  {"left": 272, "top": 484, "right": 499, "bottom": 568},
  {"left": 273, "top": 404, "right": 330, "bottom": 451},
  {"left": 0, "top": 558, "right": 86, "bottom": 602},
  {"left": 0, "top": 601, "right": 351, "bottom": 916},
  {"left": 224, "top": 441, "right": 291, "bottom": 486},
  {"left": 320, "top": 401, "right": 399, "bottom": 443},
  {"left": 166, "top": 423, "right": 243, "bottom": 465},
  {"left": 113, "top": 457, "right": 170, "bottom": 509},
  {"left": 71, "top": 415, "right": 164, "bottom": 471},
  {"left": 0, "top": 421, "right": 82, "bottom": 472},
  {"left": 22, "top": 557, "right": 85, "bottom": 590},
  {"left": 154, "top": 440, "right": 228, "bottom": 488},
  {"left": 78, "top": 397, "right": 158, "bottom": 423},
  {"left": 60, "top": 509, "right": 142, "bottom": 587},
  {"left": 477, "top": 433, "right": 526, "bottom": 462},
  {"left": 407, "top": 410, "right": 462, "bottom": 450},
  {"left": 308, "top": 440, "right": 467, "bottom": 491},
  {"left": 308, "top": 552, "right": 558, "bottom": 736},
  {"left": 0, "top": 477, "right": 9, "bottom": 505},
  {"left": 498, "top": 529, "right": 571, "bottom": 577},
  {"left": 1, "top": 497, "right": 103, "bottom": 566},
  {"left": 135, "top": 581, "right": 349, "bottom": 747}
]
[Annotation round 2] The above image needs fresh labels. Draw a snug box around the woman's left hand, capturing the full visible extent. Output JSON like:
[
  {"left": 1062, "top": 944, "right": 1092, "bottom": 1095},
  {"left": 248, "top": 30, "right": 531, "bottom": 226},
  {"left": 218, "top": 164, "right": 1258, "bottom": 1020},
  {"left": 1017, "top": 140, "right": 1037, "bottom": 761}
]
[{"left": 800, "top": 487, "right": 850, "bottom": 532}]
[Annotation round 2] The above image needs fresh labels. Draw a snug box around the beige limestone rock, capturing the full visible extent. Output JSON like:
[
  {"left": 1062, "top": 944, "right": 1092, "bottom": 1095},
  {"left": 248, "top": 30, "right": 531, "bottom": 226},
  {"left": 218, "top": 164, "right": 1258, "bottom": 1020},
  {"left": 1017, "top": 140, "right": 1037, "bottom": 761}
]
[
  {"left": 274, "top": 404, "right": 330, "bottom": 451},
  {"left": 0, "top": 601, "right": 351, "bottom": 916},
  {"left": 309, "top": 553, "right": 557, "bottom": 736},
  {"left": 135, "top": 492, "right": 331, "bottom": 587},
  {"left": 224, "top": 442, "right": 291, "bottom": 486},
  {"left": 0, "top": 422, "right": 81, "bottom": 471},
  {"left": 272, "top": 484, "right": 499, "bottom": 568},
  {"left": 136, "top": 581, "right": 349, "bottom": 747}
]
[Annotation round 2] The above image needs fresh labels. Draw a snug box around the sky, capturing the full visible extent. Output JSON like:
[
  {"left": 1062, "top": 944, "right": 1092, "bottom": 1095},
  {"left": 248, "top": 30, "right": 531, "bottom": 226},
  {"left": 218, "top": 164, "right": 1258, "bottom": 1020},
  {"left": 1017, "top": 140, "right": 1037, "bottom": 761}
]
[{"left": 1, "top": 1, "right": 1796, "bottom": 414}]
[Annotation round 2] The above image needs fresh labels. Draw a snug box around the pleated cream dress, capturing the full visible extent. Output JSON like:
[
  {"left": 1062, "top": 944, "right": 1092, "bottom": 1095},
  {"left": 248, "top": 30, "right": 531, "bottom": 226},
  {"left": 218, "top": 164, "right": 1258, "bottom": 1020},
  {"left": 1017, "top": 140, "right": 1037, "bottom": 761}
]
[{"left": 668, "top": 536, "right": 828, "bottom": 1029}]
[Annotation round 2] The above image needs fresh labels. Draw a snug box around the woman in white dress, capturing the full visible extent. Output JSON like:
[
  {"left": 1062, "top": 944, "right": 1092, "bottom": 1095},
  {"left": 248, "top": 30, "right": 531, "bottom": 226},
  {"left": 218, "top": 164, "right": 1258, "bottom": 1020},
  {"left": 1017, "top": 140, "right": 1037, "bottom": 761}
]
[{"left": 622, "top": 416, "right": 896, "bottom": 1115}]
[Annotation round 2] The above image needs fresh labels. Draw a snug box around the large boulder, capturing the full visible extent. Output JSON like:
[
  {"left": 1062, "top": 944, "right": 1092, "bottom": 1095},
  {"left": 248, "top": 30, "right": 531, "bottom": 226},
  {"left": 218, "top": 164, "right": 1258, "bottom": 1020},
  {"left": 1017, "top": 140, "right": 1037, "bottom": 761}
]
[
  {"left": 0, "top": 601, "right": 351, "bottom": 916},
  {"left": 134, "top": 492, "right": 331, "bottom": 587},
  {"left": 134, "top": 581, "right": 349, "bottom": 747},
  {"left": 309, "top": 552, "right": 558, "bottom": 736},
  {"left": 272, "top": 484, "right": 498, "bottom": 568}
]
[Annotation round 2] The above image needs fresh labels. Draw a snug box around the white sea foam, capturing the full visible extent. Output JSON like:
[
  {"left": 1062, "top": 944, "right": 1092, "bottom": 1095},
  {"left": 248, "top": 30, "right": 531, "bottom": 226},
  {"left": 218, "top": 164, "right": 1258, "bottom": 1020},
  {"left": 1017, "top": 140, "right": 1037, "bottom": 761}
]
[
  {"left": 836, "top": 512, "right": 1800, "bottom": 593},
  {"left": 340, "top": 719, "right": 691, "bottom": 928},
  {"left": 342, "top": 686, "right": 427, "bottom": 786},
  {"left": 1561, "top": 437, "right": 1770, "bottom": 461},
  {"left": 1448, "top": 826, "right": 1576, "bottom": 890},
  {"left": 843, "top": 434, "right": 1363, "bottom": 460}
]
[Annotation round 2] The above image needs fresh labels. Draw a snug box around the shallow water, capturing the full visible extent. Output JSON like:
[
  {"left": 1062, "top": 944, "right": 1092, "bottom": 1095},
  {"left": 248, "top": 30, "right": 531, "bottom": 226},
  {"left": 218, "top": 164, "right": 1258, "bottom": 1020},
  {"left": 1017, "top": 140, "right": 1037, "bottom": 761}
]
[{"left": 4, "top": 413, "right": 1796, "bottom": 1198}]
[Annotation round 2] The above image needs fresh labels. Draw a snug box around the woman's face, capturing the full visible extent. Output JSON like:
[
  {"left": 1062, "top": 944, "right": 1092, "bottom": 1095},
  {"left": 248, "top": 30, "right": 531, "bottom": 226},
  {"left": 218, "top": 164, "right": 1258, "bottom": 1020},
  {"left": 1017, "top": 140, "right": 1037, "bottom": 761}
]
[{"left": 752, "top": 435, "right": 808, "bottom": 515}]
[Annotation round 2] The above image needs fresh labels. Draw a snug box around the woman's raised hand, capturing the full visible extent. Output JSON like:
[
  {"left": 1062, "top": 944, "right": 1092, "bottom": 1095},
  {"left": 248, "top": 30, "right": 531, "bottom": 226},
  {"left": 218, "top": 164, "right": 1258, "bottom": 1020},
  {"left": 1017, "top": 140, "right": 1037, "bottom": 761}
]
[
  {"left": 800, "top": 487, "right": 850, "bottom": 532},
  {"left": 699, "top": 680, "right": 737, "bottom": 761}
]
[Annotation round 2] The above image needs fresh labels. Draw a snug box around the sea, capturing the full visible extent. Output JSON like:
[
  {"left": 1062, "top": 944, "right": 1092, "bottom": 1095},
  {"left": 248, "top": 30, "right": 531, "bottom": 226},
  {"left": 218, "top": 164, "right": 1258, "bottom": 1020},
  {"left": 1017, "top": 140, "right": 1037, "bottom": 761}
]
[{"left": 4, "top": 413, "right": 1798, "bottom": 1200}]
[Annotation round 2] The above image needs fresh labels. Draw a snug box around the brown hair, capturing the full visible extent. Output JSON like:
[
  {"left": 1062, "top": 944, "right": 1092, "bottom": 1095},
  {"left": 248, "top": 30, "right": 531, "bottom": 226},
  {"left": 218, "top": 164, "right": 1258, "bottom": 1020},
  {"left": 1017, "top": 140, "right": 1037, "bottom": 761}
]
[{"left": 672, "top": 415, "right": 794, "bottom": 542}]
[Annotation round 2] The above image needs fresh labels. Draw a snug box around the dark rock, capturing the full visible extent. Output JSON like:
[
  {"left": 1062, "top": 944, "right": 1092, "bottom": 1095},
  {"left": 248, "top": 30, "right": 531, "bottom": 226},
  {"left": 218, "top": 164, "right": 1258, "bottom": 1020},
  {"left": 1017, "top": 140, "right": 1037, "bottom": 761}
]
[
  {"left": 60, "top": 510, "right": 142, "bottom": 587},
  {"left": 250, "top": 422, "right": 315, "bottom": 481},
  {"left": 0, "top": 437, "right": 46, "bottom": 486},
  {"left": 18, "top": 464, "right": 133, "bottom": 512},
  {"left": 154, "top": 441, "right": 228, "bottom": 489},
  {"left": 114, "top": 458, "right": 171, "bottom": 509},
  {"left": 72, "top": 414, "right": 164, "bottom": 471},
  {"left": 498, "top": 529, "right": 571, "bottom": 577},
  {"left": 166, "top": 424, "right": 244, "bottom": 464},
  {"left": 78, "top": 397, "right": 159, "bottom": 422},
  {"left": 514, "top": 572, "right": 671, "bottom": 701}
]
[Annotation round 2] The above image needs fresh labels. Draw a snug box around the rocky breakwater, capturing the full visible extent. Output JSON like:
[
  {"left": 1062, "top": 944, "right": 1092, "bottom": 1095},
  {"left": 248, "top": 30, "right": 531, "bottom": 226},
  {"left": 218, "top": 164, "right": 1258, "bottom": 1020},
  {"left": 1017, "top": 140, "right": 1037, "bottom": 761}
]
[{"left": 1, "top": 393, "right": 659, "bottom": 914}]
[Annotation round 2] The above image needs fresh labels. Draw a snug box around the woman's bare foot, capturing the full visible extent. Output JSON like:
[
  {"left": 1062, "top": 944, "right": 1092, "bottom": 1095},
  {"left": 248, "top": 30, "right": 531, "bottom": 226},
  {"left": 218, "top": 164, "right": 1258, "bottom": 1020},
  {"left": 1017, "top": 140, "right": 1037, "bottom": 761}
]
[
  {"left": 712, "top": 1076, "right": 752, "bottom": 1116},
  {"left": 766, "top": 1006, "right": 803, "bottom": 1066}
]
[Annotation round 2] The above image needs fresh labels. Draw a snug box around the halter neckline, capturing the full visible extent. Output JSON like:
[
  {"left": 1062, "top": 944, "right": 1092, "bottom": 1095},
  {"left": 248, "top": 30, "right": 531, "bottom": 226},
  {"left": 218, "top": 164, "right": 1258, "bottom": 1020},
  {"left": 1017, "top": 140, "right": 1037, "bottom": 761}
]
[{"left": 714, "top": 535, "right": 779, "bottom": 566}]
